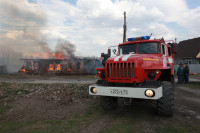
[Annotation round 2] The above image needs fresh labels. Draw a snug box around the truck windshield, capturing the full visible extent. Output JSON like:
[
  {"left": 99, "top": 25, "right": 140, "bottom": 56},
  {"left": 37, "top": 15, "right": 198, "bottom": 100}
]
[
  {"left": 119, "top": 43, "right": 137, "bottom": 54},
  {"left": 138, "top": 42, "right": 160, "bottom": 54},
  {"left": 119, "top": 42, "right": 160, "bottom": 54}
]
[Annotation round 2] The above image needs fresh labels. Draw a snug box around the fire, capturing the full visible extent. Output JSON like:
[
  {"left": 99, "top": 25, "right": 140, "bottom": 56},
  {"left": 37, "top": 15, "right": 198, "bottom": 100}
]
[
  {"left": 32, "top": 52, "right": 65, "bottom": 59},
  {"left": 55, "top": 53, "right": 65, "bottom": 59},
  {"left": 49, "top": 64, "right": 54, "bottom": 71},
  {"left": 56, "top": 64, "right": 61, "bottom": 71},
  {"left": 19, "top": 66, "right": 26, "bottom": 73},
  {"left": 20, "top": 68, "right": 26, "bottom": 72}
]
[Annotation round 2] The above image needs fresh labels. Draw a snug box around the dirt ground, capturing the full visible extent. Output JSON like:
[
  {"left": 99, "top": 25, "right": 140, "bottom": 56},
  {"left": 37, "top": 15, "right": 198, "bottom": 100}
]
[{"left": 0, "top": 74, "right": 200, "bottom": 133}]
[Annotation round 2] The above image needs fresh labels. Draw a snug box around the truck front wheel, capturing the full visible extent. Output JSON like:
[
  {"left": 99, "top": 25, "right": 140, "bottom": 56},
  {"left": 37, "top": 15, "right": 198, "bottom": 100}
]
[
  {"left": 100, "top": 96, "right": 118, "bottom": 110},
  {"left": 157, "top": 81, "right": 174, "bottom": 116}
]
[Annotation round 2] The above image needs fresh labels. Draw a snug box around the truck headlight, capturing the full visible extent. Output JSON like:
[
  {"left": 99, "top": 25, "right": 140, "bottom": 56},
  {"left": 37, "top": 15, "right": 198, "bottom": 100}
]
[
  {"left": 145, "top": 89, "right": 155, "bottom": 97},
  {"left": 91, "top": 87, "right": 97, "bottom": 94},
  {"left": 155, "top": 70, "right": 160, "bottom": 74},
  {"left": 97, "top": 71, "right": 101, "bottom": 74}
]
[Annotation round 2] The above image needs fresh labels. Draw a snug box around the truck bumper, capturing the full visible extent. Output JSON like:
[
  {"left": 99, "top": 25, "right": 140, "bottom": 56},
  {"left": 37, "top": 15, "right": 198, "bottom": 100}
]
[{"left": 89, "top": 84, "right": 162, "bottom": 100}]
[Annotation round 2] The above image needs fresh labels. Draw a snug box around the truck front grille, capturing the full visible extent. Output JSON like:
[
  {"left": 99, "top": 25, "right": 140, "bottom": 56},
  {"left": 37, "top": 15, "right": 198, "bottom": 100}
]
[{"left": 106, "top": 62, "right": 134, "bottom": 79}]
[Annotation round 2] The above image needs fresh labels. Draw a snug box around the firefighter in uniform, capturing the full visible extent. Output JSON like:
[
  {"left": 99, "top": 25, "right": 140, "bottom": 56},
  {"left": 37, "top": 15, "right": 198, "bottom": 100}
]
[
  {"left": 177, "top": 63, "right": 183, "bottom": 84},
  {"left": 183, "top": 62, "right": 189, "bottom": 83}
]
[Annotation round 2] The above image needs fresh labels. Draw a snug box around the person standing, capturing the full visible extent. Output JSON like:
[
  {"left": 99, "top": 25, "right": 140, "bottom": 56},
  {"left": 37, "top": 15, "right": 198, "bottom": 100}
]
[
  {"left": 177, "top": 63, "right": 183, "bottom": 84},
  {"left": 183, "top": 62, "right": 189, "bottom": 83}
]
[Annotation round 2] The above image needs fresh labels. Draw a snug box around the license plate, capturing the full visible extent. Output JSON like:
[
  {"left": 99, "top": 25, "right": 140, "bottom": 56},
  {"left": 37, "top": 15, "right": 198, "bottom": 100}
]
[{"left": 110, "top": 89, "right": 128, "bottom": 95}]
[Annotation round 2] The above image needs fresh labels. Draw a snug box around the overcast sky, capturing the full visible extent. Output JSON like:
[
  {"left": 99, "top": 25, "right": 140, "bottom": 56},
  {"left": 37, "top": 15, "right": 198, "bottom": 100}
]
[{"left": 0, "top": 0, "right": 200, "bottom": 57}]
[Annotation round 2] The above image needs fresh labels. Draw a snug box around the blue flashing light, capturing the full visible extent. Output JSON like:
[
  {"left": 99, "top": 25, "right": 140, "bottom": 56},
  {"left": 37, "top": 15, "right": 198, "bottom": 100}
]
[
  {"left": 142, "top": 36, "right": 150, "bottom": 40},
  {"left": 127, "top": 38, "right": 134, "bottom": 41},
  {"left": 127, "top": 36, "right": 150, "bottom": 41}
]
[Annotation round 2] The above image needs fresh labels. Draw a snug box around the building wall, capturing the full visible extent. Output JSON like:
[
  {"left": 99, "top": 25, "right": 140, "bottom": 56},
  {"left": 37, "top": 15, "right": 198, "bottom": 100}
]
[
  {"left": 175, "top": 58, "right": 199, "bottom": 65},
  {"left": 175, "top": 64, "right": 200, "bottom": 74},
  {"left": 189, "top": 64, "right": 200, "bottom": 73}
]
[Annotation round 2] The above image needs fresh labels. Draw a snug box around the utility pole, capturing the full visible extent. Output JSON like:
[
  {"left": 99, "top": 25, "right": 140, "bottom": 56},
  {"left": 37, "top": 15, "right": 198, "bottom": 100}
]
[{"left": 123, "top": 11, "right": 127, "bottom": 43}]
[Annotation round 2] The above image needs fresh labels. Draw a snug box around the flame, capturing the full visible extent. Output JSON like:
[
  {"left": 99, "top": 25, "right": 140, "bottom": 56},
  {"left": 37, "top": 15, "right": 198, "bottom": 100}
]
[
  {"left": 49, "top": 64, "right": 54, "bottom": 71},
  {"left": 20, "top": 69, "right": 26, "bottom": 72},
  {"left": 56, "top": 64, "right": 61, "bottom": 71},
  {"left": 32, "top": 52, "right": 65, "bottom": 59},
  {"left": 55, "top": 52, "right": 65, "bottom": 59}
]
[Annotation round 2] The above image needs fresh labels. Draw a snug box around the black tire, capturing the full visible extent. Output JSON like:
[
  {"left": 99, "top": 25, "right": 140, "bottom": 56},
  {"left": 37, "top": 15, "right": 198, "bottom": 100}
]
[
  {"left": 157, "top": 81, "right": 174, "bottom": 116},
  {"left": 100, "top": 96, "right": 118, "bottom": 110}
]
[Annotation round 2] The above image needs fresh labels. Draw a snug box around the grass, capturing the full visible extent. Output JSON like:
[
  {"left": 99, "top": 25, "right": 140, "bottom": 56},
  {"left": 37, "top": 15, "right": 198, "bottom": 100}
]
[
  {"left": 155, "top": 124, "right": 200, "bottom": 133},
  {"left": 98, "top": 102, "right": 200, "bottom": 133},
  {"left": 99, "top": 124, "right": 135, "bottom": 133},
  {"left": 99, "top": 116, "right": 200, "bottom": 133},
  {"left": 0, "top": 82, "right": 200, "bottom": 133},
  {"left": 179, "top": 82, "right": 200, "bottom": 89},
  {"left": 1, "top": 100, "right": 200, "bottom": 133},
  {"left": 0, "top": 104, "right": 101, "bottom": 133},
  {"left": 0, "top": 104, "right": 11, "bottom": 114}
]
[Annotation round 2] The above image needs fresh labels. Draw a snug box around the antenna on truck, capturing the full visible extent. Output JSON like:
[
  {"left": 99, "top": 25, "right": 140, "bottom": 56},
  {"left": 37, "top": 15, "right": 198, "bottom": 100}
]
[{"left": 149, "top": 33, "right": 153, "bottom": 38}]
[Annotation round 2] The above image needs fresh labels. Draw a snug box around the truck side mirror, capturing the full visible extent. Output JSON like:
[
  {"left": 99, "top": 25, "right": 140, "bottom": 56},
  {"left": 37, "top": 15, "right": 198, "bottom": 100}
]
[{"left": 112, "top": 49, "right": 117, "bottom": 55}]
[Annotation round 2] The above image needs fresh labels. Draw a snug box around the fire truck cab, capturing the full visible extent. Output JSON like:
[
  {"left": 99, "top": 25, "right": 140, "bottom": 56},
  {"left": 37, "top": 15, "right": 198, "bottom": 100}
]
[{"left": 89, "top": 36, "right": 176, "bottom": 116}]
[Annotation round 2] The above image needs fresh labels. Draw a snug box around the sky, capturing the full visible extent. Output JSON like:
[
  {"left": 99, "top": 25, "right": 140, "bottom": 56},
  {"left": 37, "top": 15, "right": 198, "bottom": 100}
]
[{"left": 0, "top": 0, "right": 200, "bottom": 57}]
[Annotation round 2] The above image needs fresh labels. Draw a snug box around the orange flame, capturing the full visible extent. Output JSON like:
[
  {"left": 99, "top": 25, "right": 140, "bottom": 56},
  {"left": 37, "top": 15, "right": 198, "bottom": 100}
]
[
  {"left": 32, "top": 52, "right": 65, "bottom": 59},
  {"left": 49, "top": 64, "right": 54, "bottom": 71},
  {"left": 20, "top": 69, "right": 26, "bottom": 72},
  {"left": 56, "top": 64, "right": 61, "bottom": 71}
]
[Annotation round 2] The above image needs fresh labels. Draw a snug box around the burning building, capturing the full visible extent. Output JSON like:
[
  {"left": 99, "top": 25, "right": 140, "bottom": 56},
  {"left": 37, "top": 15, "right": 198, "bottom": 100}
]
[
  {"left": 19, "top": 55, "right": 102, "bottom": 75},
  {"left": 18, "top": 40, "right": 103, "bottom": 75}
]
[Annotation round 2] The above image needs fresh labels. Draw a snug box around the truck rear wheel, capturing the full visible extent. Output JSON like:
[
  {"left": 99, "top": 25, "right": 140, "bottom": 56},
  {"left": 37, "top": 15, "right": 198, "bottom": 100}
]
[
  {"left": 157, "top": 81, "right": 174, "bottom": 116},
  {"left": 100, "top": 96, "right": 118, "bottom": 110}
]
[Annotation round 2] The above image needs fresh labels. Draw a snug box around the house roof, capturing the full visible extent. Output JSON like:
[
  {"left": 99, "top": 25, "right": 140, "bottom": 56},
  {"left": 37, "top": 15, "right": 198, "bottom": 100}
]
[{"left": 175, "top": 37, "right": 200, "bottom": 58}]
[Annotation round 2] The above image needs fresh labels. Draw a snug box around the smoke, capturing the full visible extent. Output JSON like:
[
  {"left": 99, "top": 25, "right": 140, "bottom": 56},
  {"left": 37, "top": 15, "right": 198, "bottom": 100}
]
[
  {"left": 0, "top": 0, "right": 76, "bottom": 72},
  {"left": 0, "top": 46, "right": 23, "bottom": 73},
  {"left": 55, "top": 39, "right": 76, "bottom": 58}
]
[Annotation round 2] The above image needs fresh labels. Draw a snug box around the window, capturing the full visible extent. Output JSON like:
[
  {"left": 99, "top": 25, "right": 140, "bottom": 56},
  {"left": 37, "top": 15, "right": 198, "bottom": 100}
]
[
  {"left": 167, "top": 47, "right": 171, "bottom": 56},
  {"left": 138, "top": 42, "right": 160, "bottom": 54},
  {"left": 162, "top": 44, "right": 165, "bottom": 55},
  {"left": 119, "top": 43, "right": 137, "bottom": 54}
]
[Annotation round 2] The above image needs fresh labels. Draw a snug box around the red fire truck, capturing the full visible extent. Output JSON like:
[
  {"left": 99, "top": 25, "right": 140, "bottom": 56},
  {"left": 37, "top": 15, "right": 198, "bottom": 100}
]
[{"left": 89, "top": 36, "right": 176, "bottom": 116}]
